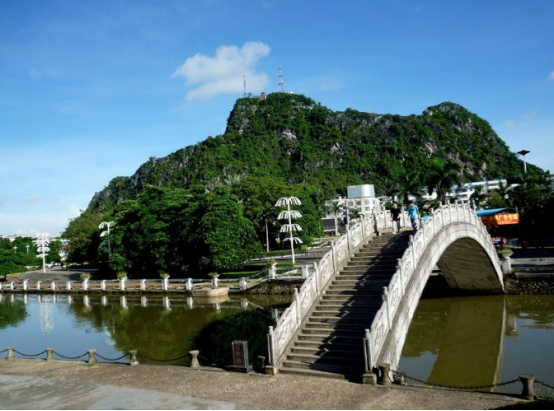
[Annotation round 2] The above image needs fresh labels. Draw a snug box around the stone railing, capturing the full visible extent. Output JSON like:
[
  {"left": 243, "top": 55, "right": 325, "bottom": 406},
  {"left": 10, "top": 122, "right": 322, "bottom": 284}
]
[
  {"left": 363, "top": 203, "right": 498, "bottom": 373},
  {"left": 267, "top": 210, "right": 408, "bottom": 367}
]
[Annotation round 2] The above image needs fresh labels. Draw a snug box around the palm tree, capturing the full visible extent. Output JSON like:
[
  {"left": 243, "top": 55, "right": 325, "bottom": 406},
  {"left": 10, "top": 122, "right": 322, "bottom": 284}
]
[
  {"left": 330, "top": 202, "right": 343, "bottom": 235},
  {"left": 425, "top": 159, "right": 462, "bottom": 204}
]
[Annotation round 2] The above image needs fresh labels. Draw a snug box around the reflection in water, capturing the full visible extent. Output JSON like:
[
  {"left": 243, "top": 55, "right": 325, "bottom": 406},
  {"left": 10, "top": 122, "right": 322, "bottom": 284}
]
[
  {"left": 399, "top": 295, "right": 554, "bottom": 395},
  {"left": 0, "top": 294, "right": 290, "bottom": 367}
]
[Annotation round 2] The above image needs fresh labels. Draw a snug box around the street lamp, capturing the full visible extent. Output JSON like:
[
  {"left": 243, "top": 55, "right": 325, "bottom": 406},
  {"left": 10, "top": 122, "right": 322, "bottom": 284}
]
[
  {"left": 517, "top": 150, "right": 530, "bottom": 174},
  {"left": 275, "top": 197, "right": 303, "bottom": 264},
  {"left": 99, "top": 221, "right": 115, "bottom": 257},
  {"left": 36, "top": 232, "right": 51, "bottom": 273}
]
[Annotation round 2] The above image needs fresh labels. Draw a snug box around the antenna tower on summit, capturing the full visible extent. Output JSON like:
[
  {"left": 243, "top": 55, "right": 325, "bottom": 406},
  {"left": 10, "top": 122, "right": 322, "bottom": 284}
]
[
  {"left": 243, "top": 75, "right": 252, "bottom": 98},
  {"left": 278, "top": 66, "right": 284, "bottom": 92}
]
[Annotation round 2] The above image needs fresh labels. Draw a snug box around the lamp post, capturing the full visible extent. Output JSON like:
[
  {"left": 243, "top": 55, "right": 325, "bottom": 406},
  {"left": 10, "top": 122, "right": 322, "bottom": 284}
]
[
  {"left": 36, "top": 232, "right": 50, "bottom": 273},
  {"left": 517, "top": 150, "right": 530, "bottom": 174},
  {"left": 275, "top": 197, "right": 303, "bottom": 264},
  {"left": 26, "top": 244, "right": 30, "bottom": 253},
  {"left": 99, "top": 221, "right": 115, "bottom": 257}
]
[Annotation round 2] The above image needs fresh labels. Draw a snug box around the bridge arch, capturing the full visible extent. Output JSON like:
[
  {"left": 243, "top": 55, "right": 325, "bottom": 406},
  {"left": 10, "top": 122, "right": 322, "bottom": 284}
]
[{"left": 364, "top": 205, "right": 505, "bottom": 374}]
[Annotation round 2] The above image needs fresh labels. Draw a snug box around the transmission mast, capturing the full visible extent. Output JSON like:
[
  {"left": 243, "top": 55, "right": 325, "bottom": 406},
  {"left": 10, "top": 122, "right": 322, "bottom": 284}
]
[
  {"left": 278, "top": 66, "right": 284, "bottom": 92},
  {"left": 243, "top": 76, "right": 247, "bottom": 97}
]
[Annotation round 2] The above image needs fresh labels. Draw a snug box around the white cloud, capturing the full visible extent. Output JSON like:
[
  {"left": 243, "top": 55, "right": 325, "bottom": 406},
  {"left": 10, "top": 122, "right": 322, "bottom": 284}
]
[
  {"left": 173, "top": 41, "right": 270, "bottom": 101},
  {"left": 505, "top": 119, "right": 517, "bottom": 129},
  {"left": 549, "top": 71, "right": 554, "bottom": 81},
  {"left": 520, "top": 110, "right": 539, "bottom": 120}
]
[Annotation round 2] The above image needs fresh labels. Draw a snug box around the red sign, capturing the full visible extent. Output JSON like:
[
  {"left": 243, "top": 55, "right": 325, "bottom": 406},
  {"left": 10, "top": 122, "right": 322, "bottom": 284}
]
[{"left": 481, "top": 213, "right": 519, "bottom": 226}]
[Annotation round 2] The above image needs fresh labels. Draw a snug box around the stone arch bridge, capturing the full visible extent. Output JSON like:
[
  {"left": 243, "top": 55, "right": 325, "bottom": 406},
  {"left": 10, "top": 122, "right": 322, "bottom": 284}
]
[{"left": 267, "top": 204, "right": 506, "bottom": 380}]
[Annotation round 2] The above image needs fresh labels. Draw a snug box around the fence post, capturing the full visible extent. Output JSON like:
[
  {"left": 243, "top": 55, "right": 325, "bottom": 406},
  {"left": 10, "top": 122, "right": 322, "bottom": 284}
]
[
  {"left": 45, "top": 348, "right": 54, "bottom": 362},
  {"left": 7, "top": 347, "right": 15, "bottom": 360},
  {"left": 83, "top": 279, "right": 89, "bottom": 291},
  {"left": 128, "top": 350, "right": 139, "bottom": 366},
  {"left": 36, "top": 280, "right": 42, "bottom": 290},
  {"left": 23, "top": 280, "right": 28, "bottom": 291},
  {"left": 382, "top": 287, "right": 391, "bottom": 325},
  {"left": 190, "top": 350, "right": 200, "bottom": 368},
  {"left": 301, "top": 265, "right": 309, "bottom": 279},
  {"left": 66, "top": 281, "right": 72, "bottom": 290},
  {"left": 100, "top": 280, "right": 106, "bottom": 291},
  {"left": 294, "top": 288, "right": 301, "bottom": 326},
  {"left": 239, "top": 277, "right": 247, "bottom": 291},
  {"left": 50, "top": 282, "right": 56, "bottom": 291},
  {"left": 140, "top": 279, "right": 146, "bottom": 291},
  {"left": 186, "top": 278, "right": 193, "bottom": 291},
  {"left": 519, "top": 373, "right": 536, "bottom": 400},
  {"left": 87, "top": 349, "right": 96, "bottom": 364}
]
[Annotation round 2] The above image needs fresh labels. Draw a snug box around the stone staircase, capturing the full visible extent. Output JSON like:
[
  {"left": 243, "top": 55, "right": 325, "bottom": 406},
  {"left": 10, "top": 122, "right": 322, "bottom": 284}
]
[{"left": 279, "top": 232, "right": 411, "bottom": 381}]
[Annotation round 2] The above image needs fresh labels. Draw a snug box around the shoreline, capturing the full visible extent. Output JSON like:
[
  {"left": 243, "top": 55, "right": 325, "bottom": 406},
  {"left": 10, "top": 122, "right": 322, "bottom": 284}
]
[{"left": 0, "top": 358, "right": 528, "bottom": 410}]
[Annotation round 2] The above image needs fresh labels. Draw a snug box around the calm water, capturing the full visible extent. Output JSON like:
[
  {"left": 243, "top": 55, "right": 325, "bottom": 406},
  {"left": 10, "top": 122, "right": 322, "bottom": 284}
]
[
  {"left": 0, "top": 293, "right": 290, "bottom": 366},
  {"left": 2, "top": 292, "right": 554, "bottom": 396},
  {"left": 398, "top": 294, "right": 554, "bottom": 395}
]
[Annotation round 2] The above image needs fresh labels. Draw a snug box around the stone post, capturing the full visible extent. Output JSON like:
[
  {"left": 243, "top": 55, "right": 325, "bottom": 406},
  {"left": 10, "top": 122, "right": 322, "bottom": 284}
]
[
  {"left": 23, "top": 280, "right": 28, "bottom": 291},
  {"left": 45, "top": 348, "right": 54, "bottom": 362},
  {"left": 239, "top": 277, "right": 247, "bottom": 291},
  {"left": 269, "top": 264, "right": 276, "bottom": 280},
  {"left": 500, "top": 256, "right": 512, "bottom": 275},
  {"left": 519, "top": 373, "right": 536, "bottom": 400},
  {"left": 162, "top": 277, "right": 169, "bottom": 291},
  {"left": 211, "top": 275, "right": 219, "bottom": 288},
  {"left": 83, "top": 279, "right": 89, "bottom": 291},
  {"left": 87, "top": 349, "right": 96, "bottom": 364},
  {"left": 9, "top": 282, "right": 14, "bottom": 290},
  {"left": 7, "top": 347, "right": 15, "bottom": 360},
  {"left": 189, "top": 350, "right": 200, "bottom": 368},
  {"left": 330, "top": 242, "right": 337, "bottom": 273},
  {"left": 378, "top": 363, "right": 392, "bottom": 386},
  {"left": 100, "top": 280, "right": 106, "bottom": 291},
  {"left": 66, "top": 281, "right": 72, "bottom": 290},
  {"left": 128, "top": 350, "right": 139, "bottom": 366},
  {"left": 301, "top": 265, "right": 309, "bottom": 279},
  {"left": 294, "top": 288, "right": 301, "bottom": 326},
  {"left": 140, "top": 279, "right": 146, "bottom": 291},
  {"left": 36, "top": 280, "right": 42, "bottom": 290},
  {"left": 50, "top": 282, "right": 56, "bottom": 291},
  {"left": 119, "top": 277, "right": 127, "bottom": 291},
  {"left": 186, "top": 278, "right": 193, "bottom": 291}
]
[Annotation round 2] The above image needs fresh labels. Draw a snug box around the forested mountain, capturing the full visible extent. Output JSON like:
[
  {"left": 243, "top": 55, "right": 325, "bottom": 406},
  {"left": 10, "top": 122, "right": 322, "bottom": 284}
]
[{"left": 87, "top": 93, "right": 524, "bottom": 214}]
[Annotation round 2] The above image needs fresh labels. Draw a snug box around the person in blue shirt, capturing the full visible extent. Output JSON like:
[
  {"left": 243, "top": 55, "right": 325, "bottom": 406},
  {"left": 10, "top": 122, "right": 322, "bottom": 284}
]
[{"left": 407, "top": 200, "right": 420, "bottom": 231}]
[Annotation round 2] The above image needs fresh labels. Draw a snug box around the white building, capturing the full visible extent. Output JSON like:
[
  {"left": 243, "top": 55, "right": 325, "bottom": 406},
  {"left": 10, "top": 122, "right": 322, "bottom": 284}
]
[
  {"left": 324, "top": 184, "right": 381, "bottom": 226},
  {"left": 450, "top": 179, "right": 519, "bottom": 203}
]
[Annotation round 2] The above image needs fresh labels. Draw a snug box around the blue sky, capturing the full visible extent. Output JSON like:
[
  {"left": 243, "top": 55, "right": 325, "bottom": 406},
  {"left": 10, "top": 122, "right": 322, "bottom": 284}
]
[{"left": 1, "top": 0, "right": 553, "bottom": 237}]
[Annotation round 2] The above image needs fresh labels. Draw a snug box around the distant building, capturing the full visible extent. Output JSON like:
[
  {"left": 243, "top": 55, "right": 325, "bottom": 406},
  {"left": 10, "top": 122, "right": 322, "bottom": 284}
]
[{"left": 324, "top": 184, "right": 381, "bottom": 227}]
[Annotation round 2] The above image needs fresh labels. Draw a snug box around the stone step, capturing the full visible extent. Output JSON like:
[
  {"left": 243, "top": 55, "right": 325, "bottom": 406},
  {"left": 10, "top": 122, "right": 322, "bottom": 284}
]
[
  {"left": 293, "top": 340, "right": 362, "bottom": 351},
  {"left": 286, "top": 351, "right": 363, "bottom": 365},
  {"left": 281, "top": 359, "right": 365, "bottom": 375},
  {"left": 297, "top": 332, "right": 363, "bottom": 342}
]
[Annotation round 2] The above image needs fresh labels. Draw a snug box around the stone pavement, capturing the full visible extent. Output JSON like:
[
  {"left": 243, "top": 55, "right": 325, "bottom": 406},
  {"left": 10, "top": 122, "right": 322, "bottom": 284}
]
[{"left": 0, "top": 359, "right": 527, "bottom": 410}]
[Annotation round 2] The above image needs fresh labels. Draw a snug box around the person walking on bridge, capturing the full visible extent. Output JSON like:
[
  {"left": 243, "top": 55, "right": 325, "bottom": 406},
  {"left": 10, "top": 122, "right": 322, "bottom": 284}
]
[
  {"left": 408, "top": 200, "right": 420, "bottom": 231},
  {"left": 391, "top": 202, "right": 401, "bottom": 234}
]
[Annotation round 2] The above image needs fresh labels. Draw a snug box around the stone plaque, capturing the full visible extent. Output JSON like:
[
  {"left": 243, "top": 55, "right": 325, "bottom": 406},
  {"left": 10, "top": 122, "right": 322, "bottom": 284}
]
[{"left": 231, "top": 341, "right": 253, "bottom": 373}]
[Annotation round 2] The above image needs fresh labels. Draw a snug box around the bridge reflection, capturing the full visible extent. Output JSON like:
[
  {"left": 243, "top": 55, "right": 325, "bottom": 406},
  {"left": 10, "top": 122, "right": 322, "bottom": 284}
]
[{"left": 400, "top": 296, "right": 506, "bottom": 391}]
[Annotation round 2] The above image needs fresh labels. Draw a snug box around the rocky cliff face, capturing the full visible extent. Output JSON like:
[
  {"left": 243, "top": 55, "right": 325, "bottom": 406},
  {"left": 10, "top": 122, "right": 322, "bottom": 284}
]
[{"left": 87, "top": 93, "right": 521, "bottom": 213}]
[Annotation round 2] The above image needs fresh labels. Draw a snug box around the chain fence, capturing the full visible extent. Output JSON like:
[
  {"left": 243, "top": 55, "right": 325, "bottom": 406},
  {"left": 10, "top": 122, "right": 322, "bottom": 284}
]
[
  {"left": 94, "top": 352, "right": 129, "bottom": 362},
  {"left": 136, "top": 352, "right": 190, "bottom": 363},
  {"left": 13, "top": 349, "right": 47, "bottom": 357},
  {"left": 53, "top": 351, "right": 89, "bottom": 360},
  {"left": 396, "top": 370, "right": 521, "bottom": 391}
]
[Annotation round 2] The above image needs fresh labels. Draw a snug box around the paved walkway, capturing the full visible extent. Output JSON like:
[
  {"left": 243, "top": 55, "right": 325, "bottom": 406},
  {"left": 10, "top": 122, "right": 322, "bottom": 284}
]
[{"left": 0, "top": 359, "right": 527, "bottom": 410}]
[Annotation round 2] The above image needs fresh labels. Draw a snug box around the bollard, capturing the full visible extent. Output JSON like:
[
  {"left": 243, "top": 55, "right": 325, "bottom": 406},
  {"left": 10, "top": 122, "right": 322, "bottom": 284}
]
[
  {"left": 51, "top": 282, "right": 56, "bottom": 291},
  {"left": 186, "top": 278, "right": 193, "bottom": 291},
  {"left": 140, "top": 279, "right": 146, "bottom": 291},
  {"left": 189, "top": 350, "right": 200, "bottom": 368},
  {"left": 23, "top": 280, "right": 29, "bottom": 291},
  {"left": 66, "top": 281, "right": 72, "bottom": 290},
  {"left": 378, "top": 363, "right": 392, "bottom": 386},
  {"left": 45, "top": 348, "right": 54, "bottom": 362},
  {"left": 100, "top": 280, "right": 107, "bottom": 291},
  {"left": 519, "top": 373, "right": 537, "bottom": 400},
  {"left": 36, "top": 280, "right": 42, "bottom": 290},
  {"left": 128, "top": 350, "right": 139, "bottom": 366},
  {"left": 83, "top": 279, "right": 89, "bottom": 291},
  {"left": 87, "top": 349, "right": 96, "bottom": 364},
  {"left": 9, "top": 282, "right": 14, "bottom": 290},
  {"left": 7, "top": 347, "right": 15, "bottom": 360}
]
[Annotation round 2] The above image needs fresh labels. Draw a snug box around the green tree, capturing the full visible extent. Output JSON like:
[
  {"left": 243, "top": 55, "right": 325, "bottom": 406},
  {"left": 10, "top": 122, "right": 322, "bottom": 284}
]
[{"left": 62, "top": 212, "right": 105, "bottom": 264}]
